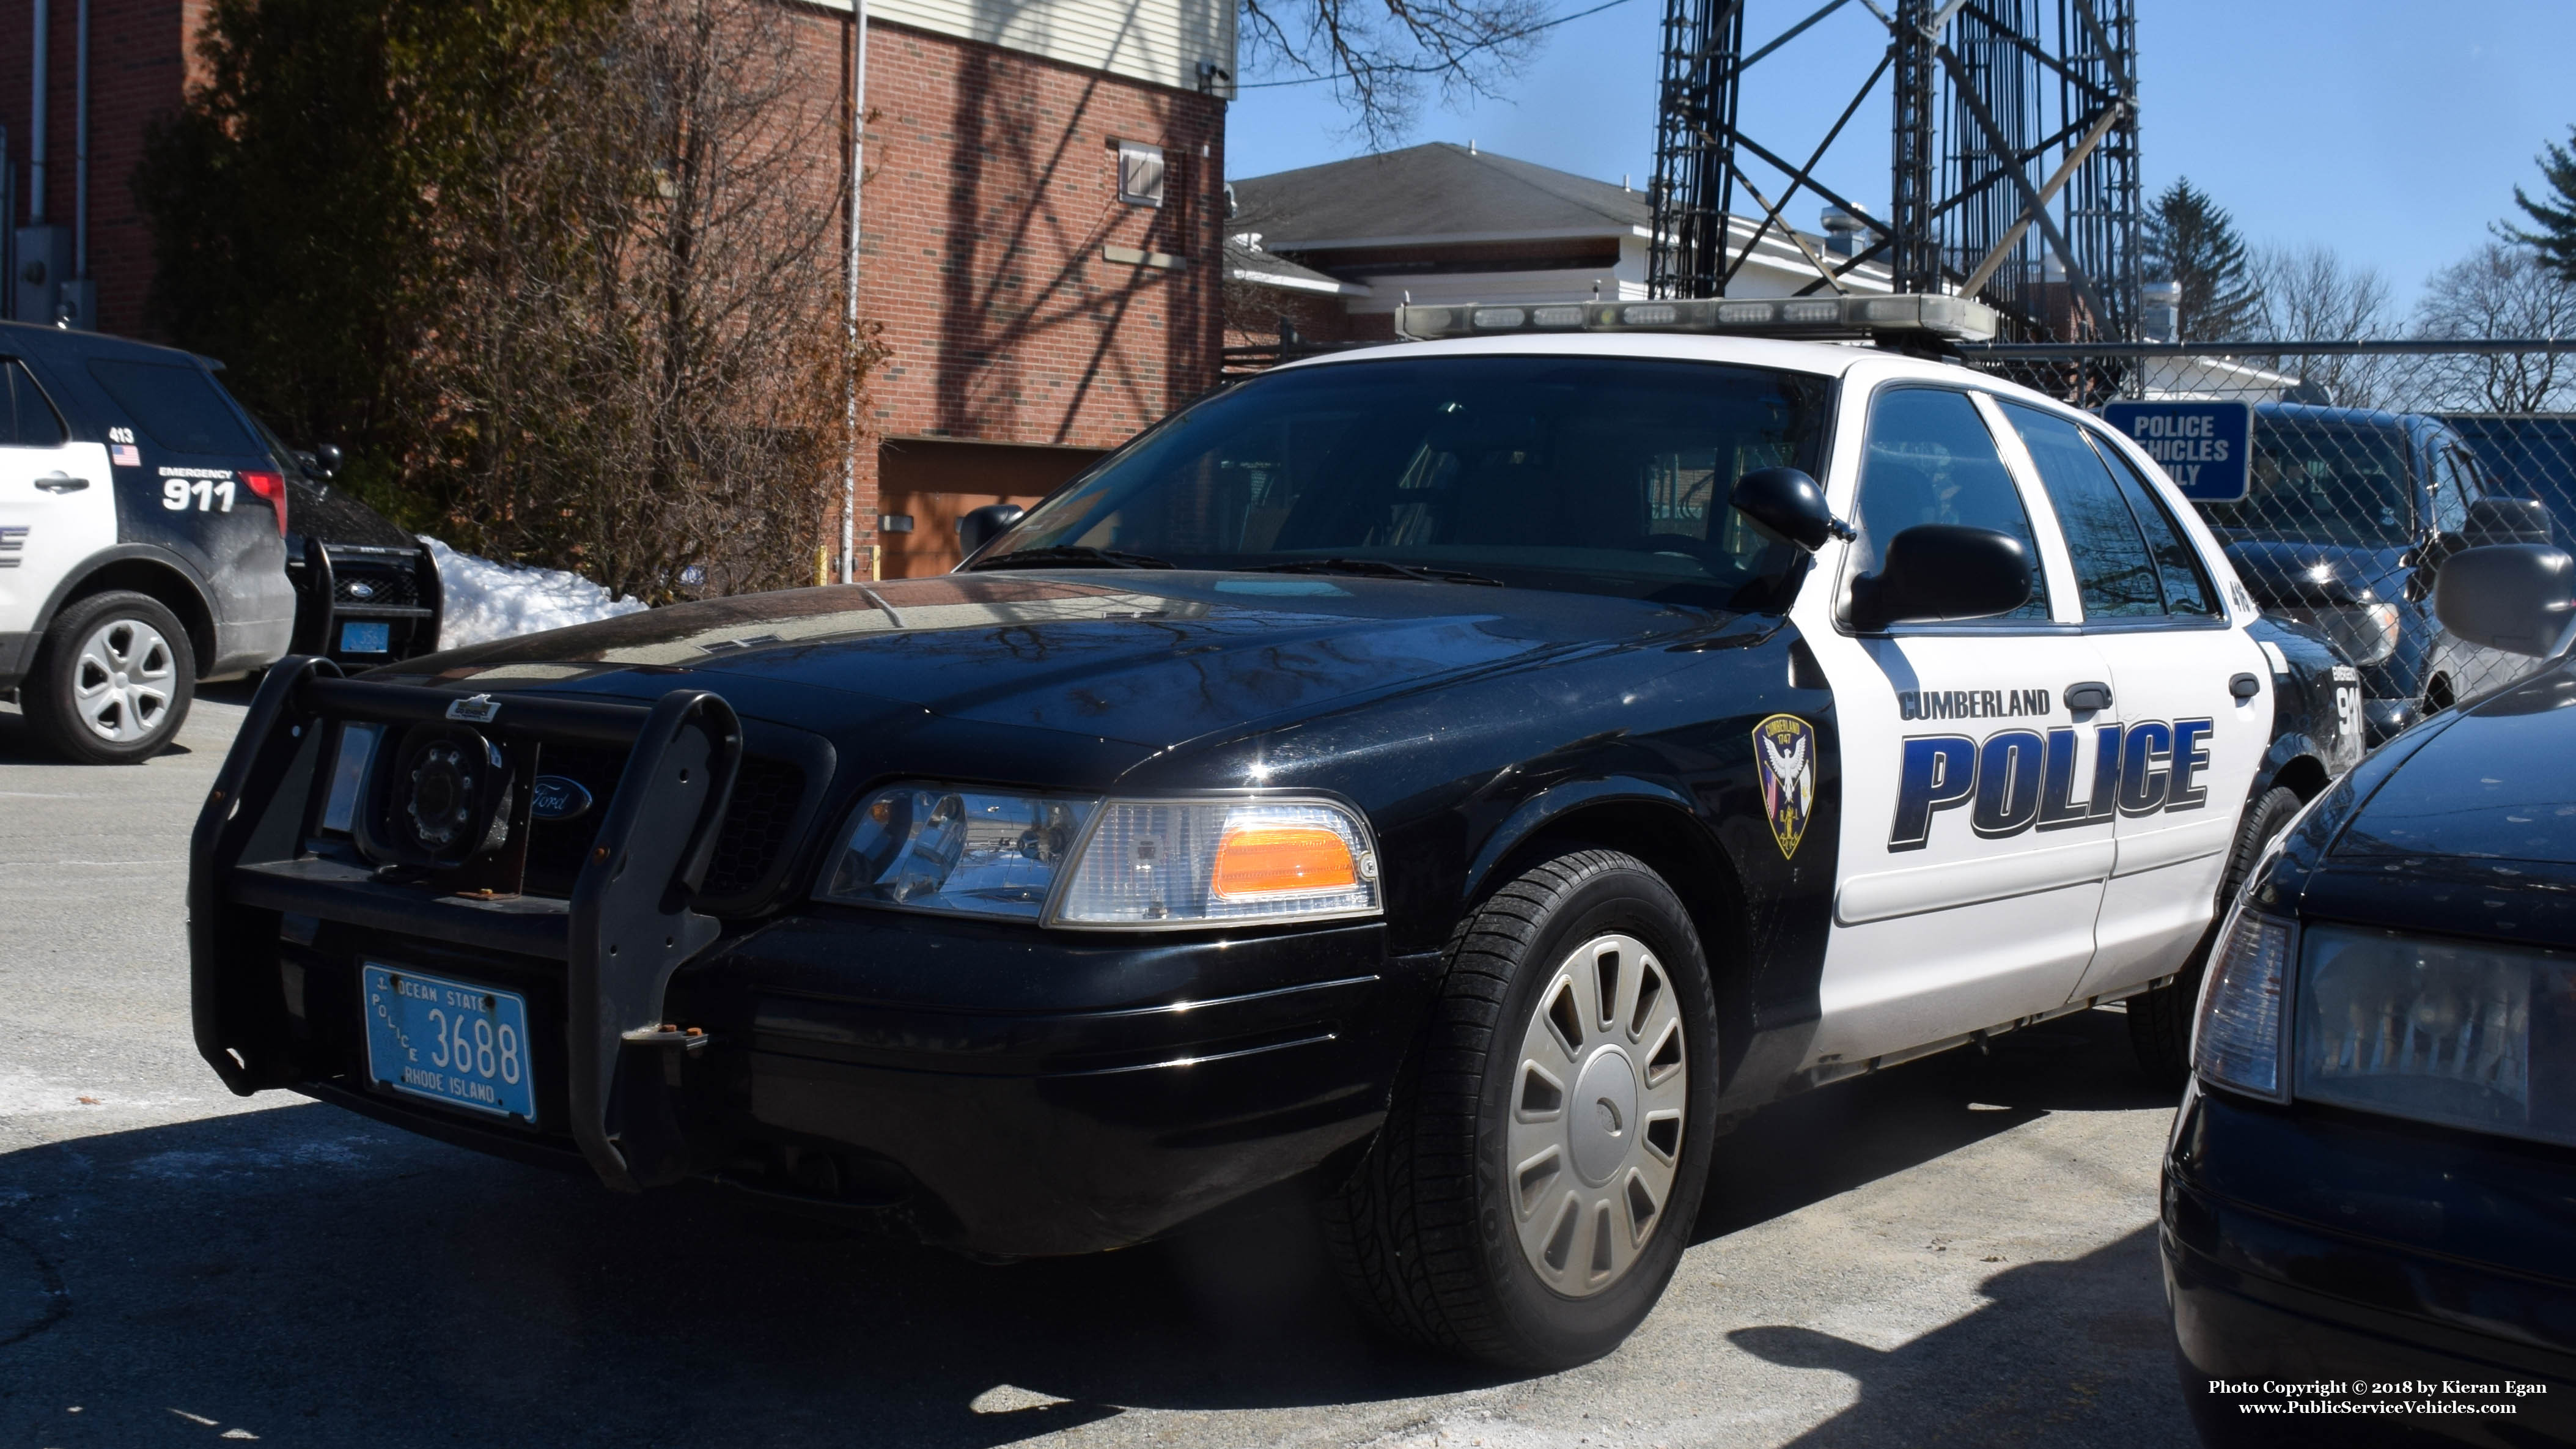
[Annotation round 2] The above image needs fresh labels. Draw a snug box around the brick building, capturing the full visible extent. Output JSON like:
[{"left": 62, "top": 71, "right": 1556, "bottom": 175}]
[{"left": 0, "top": 0, "right": 1234, "bottom": 579}]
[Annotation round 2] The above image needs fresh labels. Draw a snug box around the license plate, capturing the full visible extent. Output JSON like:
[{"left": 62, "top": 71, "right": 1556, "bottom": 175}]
[
  {"left": 340, "top": 621, "right": 391, "bottom": 654},
  {"left": 362, "top": 965, "right": 537, "bottom": 1122}
]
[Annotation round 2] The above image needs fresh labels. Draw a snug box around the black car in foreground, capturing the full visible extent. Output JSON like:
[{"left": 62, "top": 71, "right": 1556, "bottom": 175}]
[{"left": 2165, "top": 542, "right": 2576, "bottom": 1443}]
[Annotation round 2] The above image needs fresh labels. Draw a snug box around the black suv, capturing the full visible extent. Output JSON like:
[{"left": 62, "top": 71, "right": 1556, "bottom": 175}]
[
  {"left": 244, "top": 421, "right": 445, "bottom": 668},
  {"left": 0, "top": 320, "right": 296, "bottom": 761},
  {"left": 2203, "top": 404, "right": 2553, "bottom": 745}
]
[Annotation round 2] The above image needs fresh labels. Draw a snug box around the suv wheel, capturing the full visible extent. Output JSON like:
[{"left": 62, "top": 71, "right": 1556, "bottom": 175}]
[
  {"left": 2128, "top": 785, "right": 2305, "bottom": 1085},
  {"left": 20, "top": 591, "right": 197, "bottom": 765},
  {"left": 1322, "top": 848, "right": 1721, "bottom": 1370}
]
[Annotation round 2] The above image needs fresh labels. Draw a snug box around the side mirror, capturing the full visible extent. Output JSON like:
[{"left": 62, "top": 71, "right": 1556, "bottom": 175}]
[
  {"left": 2435, "top": 544, "right": 2576, "bottom": 657},
  {"left": 957, "top": 503, "right": 1026, "bottom": 556},
  {"left": 1849, "top": 525, "right": 2032, "bottom": 632},
  {"left": 2464, "top": 496, "right": 2555, "bottom": 547},
  {"left": 1730, "top": 467, "right": 1852, "bottom": 553},
  {"left": 311, "top": 443, "right": 344, "bottom": 479}
]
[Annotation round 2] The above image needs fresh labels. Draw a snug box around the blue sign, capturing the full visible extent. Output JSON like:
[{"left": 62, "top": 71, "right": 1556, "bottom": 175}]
[{"left": 2101, "top": 400, "right": 2254, "bottom": 503}]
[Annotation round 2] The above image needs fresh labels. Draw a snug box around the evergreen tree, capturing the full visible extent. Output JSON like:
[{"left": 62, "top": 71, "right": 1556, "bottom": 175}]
[
  {"left": 2506, "top": 125, "right": 2576, "bottom": 282},
  {"left": 2144, "top": 179, "right": 2264, "bottom": 342}
]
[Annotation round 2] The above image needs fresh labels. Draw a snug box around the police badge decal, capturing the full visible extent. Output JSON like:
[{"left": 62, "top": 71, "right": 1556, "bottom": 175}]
[{"left": 1753, "top": 713, "right": 1816, "bottom": 859}]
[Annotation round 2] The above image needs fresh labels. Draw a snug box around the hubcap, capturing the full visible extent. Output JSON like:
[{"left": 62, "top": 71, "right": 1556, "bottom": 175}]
[
  {"left": 1505, "top": 932, "right": 1687, "bottom": 1298},
  {"left": 70, "top": 616, "right": 177, "bottom": 743}
]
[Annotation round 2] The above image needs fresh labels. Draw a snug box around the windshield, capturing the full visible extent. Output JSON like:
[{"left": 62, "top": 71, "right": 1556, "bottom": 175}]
[
  {"left": 981, "top": 355, "right": 1835, "bottom": 608},
  {"left": 2199, "top": 417, "right": 2416, "bottom": 547}
]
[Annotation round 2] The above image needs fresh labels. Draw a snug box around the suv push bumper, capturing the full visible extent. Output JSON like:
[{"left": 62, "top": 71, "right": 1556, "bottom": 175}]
[
  {"left": 2162, "top": 1086, "right": 2576, "bottom": 1441},
  {"left": 191, "top": 663, "right": 1435, "bottom": 1257}
]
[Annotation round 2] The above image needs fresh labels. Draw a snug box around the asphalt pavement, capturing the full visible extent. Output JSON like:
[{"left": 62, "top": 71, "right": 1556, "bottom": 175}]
[{"left": 0, "top": 691, "right": 2198, "bottom": 1448}]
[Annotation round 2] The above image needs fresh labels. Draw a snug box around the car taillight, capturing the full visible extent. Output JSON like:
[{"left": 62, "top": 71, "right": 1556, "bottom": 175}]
[{"left": 241, "top": 470, "right": 288, "bottom": 536}]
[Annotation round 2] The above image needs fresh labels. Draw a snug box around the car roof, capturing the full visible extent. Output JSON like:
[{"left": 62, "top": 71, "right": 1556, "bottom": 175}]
[{"left": 0, "top": 318, "right": 219, "bottom": 368}]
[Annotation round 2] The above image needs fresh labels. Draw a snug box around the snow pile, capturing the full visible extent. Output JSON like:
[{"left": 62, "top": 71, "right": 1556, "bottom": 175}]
[{"left": 424, "top": 536, "right": 648, "bottom": 649}]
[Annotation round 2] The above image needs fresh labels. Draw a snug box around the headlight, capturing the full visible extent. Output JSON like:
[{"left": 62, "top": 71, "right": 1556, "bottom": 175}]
[
  {"left": 1054, "top": 798, "right": 1379, "bottom": 928},
  {"left": 815, "top": 785, "right": 1382, "bottom": 929},
  {"left": 2295, "top": 926, "right": 2575, "bottom": 1148},
  {"left": 2193, "top": 904, "right": 2294, "bottom": 1102},
  {"left": 2278, "top": 602, "right": 2402, "bottom": 666},
  {"left": 818, "top": 784, "right": 1096, "bottom": 921}
]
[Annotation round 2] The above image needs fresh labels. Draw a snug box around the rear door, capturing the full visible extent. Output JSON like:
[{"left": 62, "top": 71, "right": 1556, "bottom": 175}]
[
  {"left": 1797, "top": 379, "right": 2117, "bottom": 1067},
  {"left": 0, "top": 357, "right": 115, "bottom": 639},
  {"left": 1992, "top": 399, "right": 2270, "bottom": 1001}
]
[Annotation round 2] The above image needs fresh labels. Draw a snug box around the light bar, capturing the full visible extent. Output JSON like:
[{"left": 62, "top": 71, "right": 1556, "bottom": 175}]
[{"left": 1395, "top": 293, "right": 2000, "bottom": 345}]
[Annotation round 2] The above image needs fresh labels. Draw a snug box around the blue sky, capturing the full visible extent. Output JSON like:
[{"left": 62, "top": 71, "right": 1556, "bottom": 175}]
[{"left": 1224, "top": 0, "right": 2576, "bottom": 306}]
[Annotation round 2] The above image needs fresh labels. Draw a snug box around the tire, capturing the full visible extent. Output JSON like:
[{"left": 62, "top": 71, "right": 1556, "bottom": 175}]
[
  {"left": 2129, "top": 785, "right": 2304, "bottom": 1085},
  {"left": 19, "top": 591, "right": 197, "bottom": 765},
  {"left": 1322, "top": 847, "right": 1723, "bottom": 1370}
]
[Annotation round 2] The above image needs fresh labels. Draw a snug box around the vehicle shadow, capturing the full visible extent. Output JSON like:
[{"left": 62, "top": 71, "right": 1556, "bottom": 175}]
[{"left": 0, "top": 1010, "right": 2180, "bottom": 1449}]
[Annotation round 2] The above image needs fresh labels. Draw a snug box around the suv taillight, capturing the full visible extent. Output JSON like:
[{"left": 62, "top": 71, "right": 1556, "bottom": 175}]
[{"left": 241, "top": 470, "right": 288, "bottom": 536}]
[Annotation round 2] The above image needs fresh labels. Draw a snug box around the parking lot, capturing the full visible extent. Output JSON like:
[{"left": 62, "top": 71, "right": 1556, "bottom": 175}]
[{"left": 1, "top": 695, "right": 2193, "bottom": 1449}]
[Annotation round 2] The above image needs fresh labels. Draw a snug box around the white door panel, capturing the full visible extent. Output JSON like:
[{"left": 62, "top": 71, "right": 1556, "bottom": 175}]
[
  {"left": 1813, "top": 880, "right": 2102, "bottom": 1063},
  {"left": 1838, "top": 825, "right": 2117, "bottom": 923},
  {"left": 0, "top": 440, "right": 116, "bottom": 636}
]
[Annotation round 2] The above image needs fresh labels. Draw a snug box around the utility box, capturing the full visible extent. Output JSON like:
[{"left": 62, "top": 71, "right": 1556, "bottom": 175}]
[{"left": 12, "top": 226, "right": 72, "bottom": 326}]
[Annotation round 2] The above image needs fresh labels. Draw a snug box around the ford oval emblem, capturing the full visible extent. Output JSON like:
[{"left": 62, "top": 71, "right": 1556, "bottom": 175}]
[
  {"left": 529, "top": 775, "right": 593, "bottom": 822},
  {"left": 348, "top": 580, "right": 377, "bottom": 600}
]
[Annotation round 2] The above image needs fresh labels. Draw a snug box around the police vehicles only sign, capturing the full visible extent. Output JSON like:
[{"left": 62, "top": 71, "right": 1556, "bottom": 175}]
[{"left": 2101, "top": 400, "right": 2253, "bottom": 503}]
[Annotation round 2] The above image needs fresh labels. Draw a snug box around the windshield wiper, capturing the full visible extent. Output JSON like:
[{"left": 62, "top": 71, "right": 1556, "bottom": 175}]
[
  {"left": 1246, "top": 558, "right": 1504, "bottom": 588},
  {"left": 970, "top": 544, "right": 1173, "bottom": 571}
]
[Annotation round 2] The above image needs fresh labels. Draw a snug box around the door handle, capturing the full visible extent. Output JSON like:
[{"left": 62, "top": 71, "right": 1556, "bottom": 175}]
[
  {"left": 2063, "top": 680, "right": 2113, "bottom": 713},
  {"left": 2229, "top": 673, "right": 2262, "bottom": 700},
  {"left": 34, "top": 472, "right": 89, "bottom": 493}
]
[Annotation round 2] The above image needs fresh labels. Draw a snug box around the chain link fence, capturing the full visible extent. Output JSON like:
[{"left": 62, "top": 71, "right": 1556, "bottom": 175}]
[{"left": 1964, "top": 341, "right": 2576, "bottom": 743}]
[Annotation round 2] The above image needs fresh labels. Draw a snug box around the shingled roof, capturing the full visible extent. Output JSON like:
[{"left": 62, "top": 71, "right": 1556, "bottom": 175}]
[{"left": 1231, "top": 142, "right": 1650, "bottom": 249}]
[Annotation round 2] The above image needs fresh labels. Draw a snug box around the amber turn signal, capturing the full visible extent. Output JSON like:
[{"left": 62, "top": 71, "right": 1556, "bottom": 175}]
[{"left": 1211, "top": 824, "right": 1358, "bottom": 899}]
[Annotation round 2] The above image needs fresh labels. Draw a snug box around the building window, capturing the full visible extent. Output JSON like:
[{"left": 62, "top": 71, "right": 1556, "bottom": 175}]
[{"left": 1117, "top": 141, "right": 1166, "bottom": 207}]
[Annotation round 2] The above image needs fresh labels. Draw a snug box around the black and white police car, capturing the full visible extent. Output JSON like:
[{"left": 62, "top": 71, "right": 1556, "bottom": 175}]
[
  {"left": 190, "top": 294, "right": 2359, "bottom": 1369},
  {"left": 1, "top": 320, "right": 298, "bottom": 761}
]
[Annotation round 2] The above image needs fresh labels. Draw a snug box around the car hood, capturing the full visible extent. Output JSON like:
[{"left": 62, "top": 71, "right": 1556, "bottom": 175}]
[
  {"left": 288, "top": 477, "right": 418, "bottom": 550},
  {"left": 386, "top": 570, "right": 1731, "bottom": 750},
  {"left": 2334, "top": 658, "right": 2576, "bottom": 866},
  {"left": 2220, "top": 539, "right": 2409, "bottom": 607}
]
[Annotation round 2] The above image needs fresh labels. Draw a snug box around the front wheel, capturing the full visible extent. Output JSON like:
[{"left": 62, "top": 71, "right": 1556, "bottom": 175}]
[
  {"left": 1322, "top": 848, "right": 1722, "bottom": 1370},
  {"left": 2129, "top": 785, "right": 2305, "bottom": 1085},
  {"left": 18, "top": 591, "right": 197, "bottom": 765}
]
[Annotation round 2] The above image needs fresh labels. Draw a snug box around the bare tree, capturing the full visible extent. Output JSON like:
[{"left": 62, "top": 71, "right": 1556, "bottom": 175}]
[
  {"left": 2245, "top": 243, "right": 2404, "bottom": 409},
  {"left": 2407, "top": 241, "right": 2576, "bottom": 413},
  {"left": 1238, "top": 0, "right": 1549, "bottom": 144},
  {"left": 417, "top": 0, "right": 880, "bottom": 601}
]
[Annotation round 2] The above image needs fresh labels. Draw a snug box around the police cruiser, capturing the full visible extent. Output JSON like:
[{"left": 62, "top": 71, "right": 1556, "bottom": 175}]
[
  {"left": 2, "top": 320, "right": 298, "bottom": 761},
  {"left": 188, "top": 294, "right": 2358, "bottom": 1369}
]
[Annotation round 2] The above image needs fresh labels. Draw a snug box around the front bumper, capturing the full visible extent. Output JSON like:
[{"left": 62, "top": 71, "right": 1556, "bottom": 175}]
[
  {"left": 2162, "top": 1084, "right": 2576, "bottom": 1442},
  {"left": 190, "top": 663, "right": 1435, "bottom": 1257}
]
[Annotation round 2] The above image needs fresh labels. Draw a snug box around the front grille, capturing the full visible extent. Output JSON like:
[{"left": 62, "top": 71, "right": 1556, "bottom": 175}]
[
  {"left": 702, "top": 758, "right": 808, "bottom": 898},
  {"left": 335, "top": 565, "right": 421, "bottom": 608},
  {"left": 515, "top": 746, "right": 805, "bottom": 904}
]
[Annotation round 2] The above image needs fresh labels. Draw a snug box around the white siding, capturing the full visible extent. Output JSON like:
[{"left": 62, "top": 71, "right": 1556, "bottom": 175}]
[{"left": 811, "top": 0, "right": 1235, "bottom": 96}]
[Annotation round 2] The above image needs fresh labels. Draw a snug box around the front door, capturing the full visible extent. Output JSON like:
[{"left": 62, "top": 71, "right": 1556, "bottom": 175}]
[
  {"left": 0, "top": 358, "right": 115, "bottom": 638},
  {"left": 1798, "top": 382, "right": 2115, "bottom": 1068},
  {"left": 1989, "top": 399, "right": 2271, "bottom": 1001}
]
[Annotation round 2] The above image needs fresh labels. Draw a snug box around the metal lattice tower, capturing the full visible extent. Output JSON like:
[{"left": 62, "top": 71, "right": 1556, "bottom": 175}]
[{"left": 1646, "top": 0, "right": 2141, "bottom": 342}]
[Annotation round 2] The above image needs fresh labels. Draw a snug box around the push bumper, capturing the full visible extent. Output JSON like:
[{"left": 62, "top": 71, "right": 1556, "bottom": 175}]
[
  {"left": 2161, "top": 1085, "right": 2576, "bottom": 1442},
  {"left": 190, "top": 663, "right": 1435, "bottom": 1257}
]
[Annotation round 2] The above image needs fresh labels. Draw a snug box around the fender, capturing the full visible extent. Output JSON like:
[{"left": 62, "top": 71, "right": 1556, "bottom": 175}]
[
  {"left": 1459, "top": 773, "right": 1708, "bottom": 907},
  {"left": 29, "top": 541, "right": 220, "bottom": 646}
]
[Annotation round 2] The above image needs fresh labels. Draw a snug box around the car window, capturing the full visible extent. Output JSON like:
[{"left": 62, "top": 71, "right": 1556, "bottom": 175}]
[
  {"left": 987, "top": 355, "right": 1834, "bottom": 608},
  {"left": 0, "top": 359, "right": 67, "bottom": 449},
  {"left": 1850, "top": 387, "right": 2050, "bottom": 621},
  {"left": 2429, "top": 448, "right": 2473, "bottom": 533},
  {"left": 1998, "top": 402, "right": 2159, "bottom": 619},
  {"left": 2092, "top": 431, "right": 2217, "bottom": 616},
  {"left": 2203, "top": 416, "right": 2413, "bottom": 546},
  {"left": 84, "top": 358, "right": 259, "bottom": 456}
]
